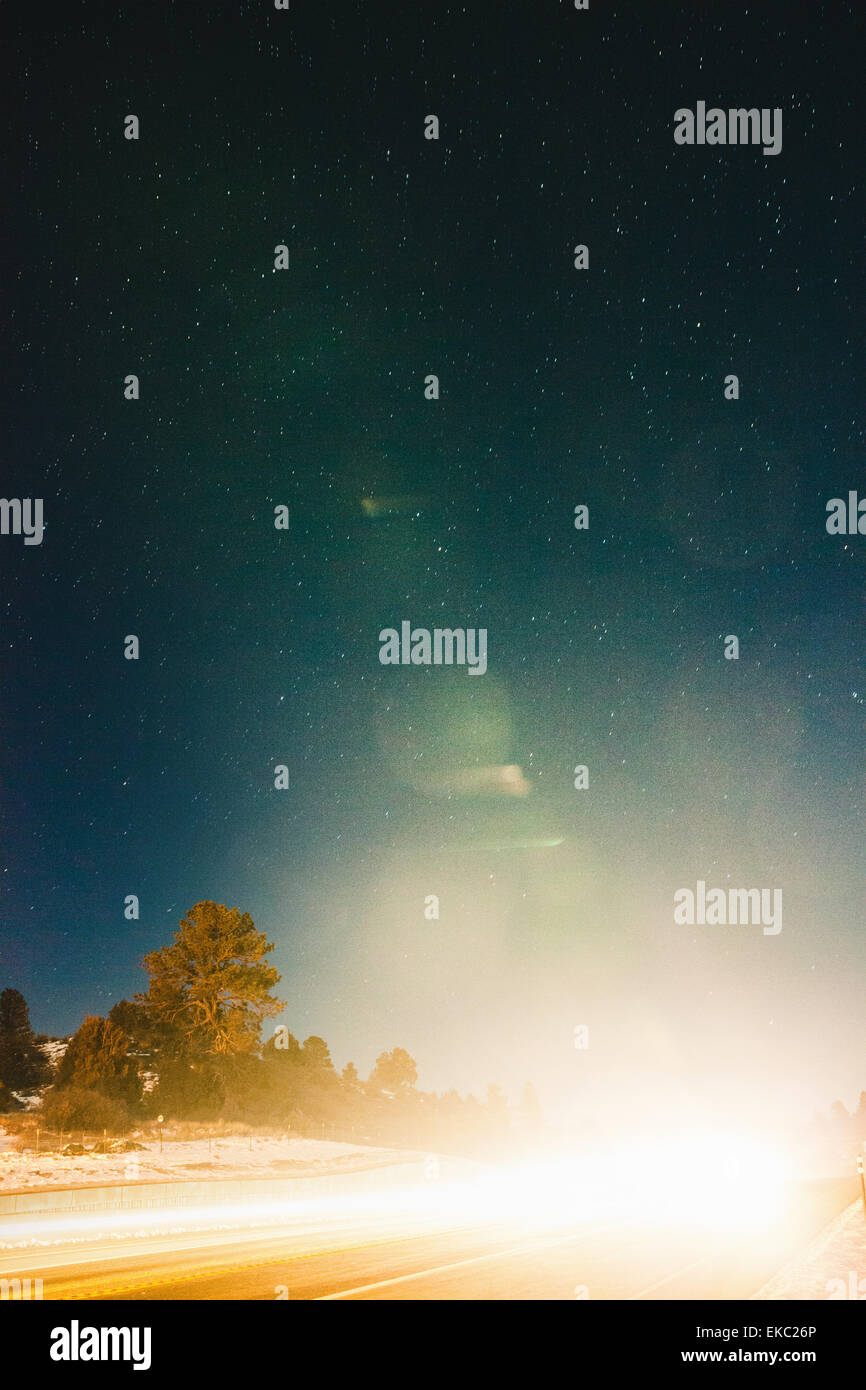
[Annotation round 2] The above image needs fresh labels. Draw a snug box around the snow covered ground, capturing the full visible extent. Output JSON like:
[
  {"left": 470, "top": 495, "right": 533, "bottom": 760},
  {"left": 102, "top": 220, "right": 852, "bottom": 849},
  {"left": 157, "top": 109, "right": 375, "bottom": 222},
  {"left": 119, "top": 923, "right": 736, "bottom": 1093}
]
[
  {"left": 754, "top": 1199, "right": 866, "bottom": 1300},
  {"left": 0, "top": 1131, "right": 404, "bottom": 1193},
  {"left": 8, "top": 1039, "right": 69, "bottom": 1110},
  {"left": 39, "top": 1040, "right": 68, "bottom": 1068}
]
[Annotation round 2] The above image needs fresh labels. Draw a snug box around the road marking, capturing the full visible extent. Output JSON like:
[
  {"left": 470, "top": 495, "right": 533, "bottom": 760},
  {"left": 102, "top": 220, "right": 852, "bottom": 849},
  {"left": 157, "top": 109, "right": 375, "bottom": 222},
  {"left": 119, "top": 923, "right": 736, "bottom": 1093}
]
[
  {"left": 49, "top": 1251, "right": 300, "bottom": 1300},
  {"left": 628, "top": 1250, "right": 719, "bottom": 1300},
  {"left": 317, "top": 1225, "right": 625, "bottom": 1300},
  {"left": 41, "top": 1223, "right": 518, "bottom": 1300}
]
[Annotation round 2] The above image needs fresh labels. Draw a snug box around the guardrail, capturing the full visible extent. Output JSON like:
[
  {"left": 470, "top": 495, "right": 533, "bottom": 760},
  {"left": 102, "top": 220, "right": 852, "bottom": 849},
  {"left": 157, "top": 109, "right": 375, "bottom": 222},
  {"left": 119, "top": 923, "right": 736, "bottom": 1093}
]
[{"left": 0, "top": 1157, "right": 453, "bottom": 1227}]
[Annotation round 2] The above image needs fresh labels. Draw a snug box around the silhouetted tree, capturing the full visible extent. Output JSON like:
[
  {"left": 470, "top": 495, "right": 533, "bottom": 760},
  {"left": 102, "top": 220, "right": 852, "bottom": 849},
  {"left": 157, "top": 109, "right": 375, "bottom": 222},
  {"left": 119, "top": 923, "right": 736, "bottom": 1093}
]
[
  {"left": 0, "top": 988, "right": 49, "bottom": 1091},
  {"left": 0, "top": 1079, "right": 22, "bottom": 1113},
  {"left": 108, "top": 999, "right": 155, "bottom": 1053},
  {"left": 149, "top": 1058, "right": 225, "bottom": 1121},
  {"left": 518, "top": 1081, "right": 544, "bottom": 1130},
  {"left": 486, "top": 1083, "right": 509, "bottom": 1118},
  {"left": 265, "top": 1026, "right": 301, "bottom": 1058},
  {"left": 56, "top": 1016, "right": 140, "bottom": 1105},
  {"left": 830, "top": 1099, "right": 850, "bottom": 1127},
  {"left": 301, "top": 1036, "right": 334, "bottom": 1070},
  {"left": 369, "top": 1047, "right": 417, "bottom": 1092}
]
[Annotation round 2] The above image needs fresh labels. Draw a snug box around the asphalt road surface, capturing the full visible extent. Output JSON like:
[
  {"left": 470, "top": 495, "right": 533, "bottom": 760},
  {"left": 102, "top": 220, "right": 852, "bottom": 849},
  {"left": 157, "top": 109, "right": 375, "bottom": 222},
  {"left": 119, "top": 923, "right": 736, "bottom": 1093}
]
[{"left": 3, "top": 1178, "right": 854, "bottom": 1301}]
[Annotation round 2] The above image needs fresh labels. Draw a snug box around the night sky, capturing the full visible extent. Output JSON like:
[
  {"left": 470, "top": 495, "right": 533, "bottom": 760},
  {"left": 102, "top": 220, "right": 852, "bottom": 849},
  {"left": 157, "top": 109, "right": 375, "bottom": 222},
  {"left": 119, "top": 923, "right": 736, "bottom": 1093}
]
[{"left": 2, "top": 2, "right": 862, "bottom": 1133}]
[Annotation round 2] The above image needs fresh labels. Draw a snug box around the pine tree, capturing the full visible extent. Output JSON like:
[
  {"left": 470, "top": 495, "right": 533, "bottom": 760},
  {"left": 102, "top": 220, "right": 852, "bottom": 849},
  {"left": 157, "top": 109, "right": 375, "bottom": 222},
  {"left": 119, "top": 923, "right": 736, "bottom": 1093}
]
[
  {"left": 108, "top": 999, "right": 154, "bottom": 1052},
  {"left": 300, "top": 1036, "right": 334, "bottom": 1070},
  {"left": 56, "top": 1016, "right": 140, "bottom": 1104},
  {"left": 369, "top": 1047, "right": 418, "bottom": 1092},
  {"left": 137, "top": 902, "right": 284, "bottom": 1058},
  {"left": 150, "top": 1057, "right": 225, "bottom": 1121},
  {"left": 0, "top": 988, "right": 49, "bottom": 1091},
  {"left": 0, "top": 1079, "right": 22, "bottom": 1113}
]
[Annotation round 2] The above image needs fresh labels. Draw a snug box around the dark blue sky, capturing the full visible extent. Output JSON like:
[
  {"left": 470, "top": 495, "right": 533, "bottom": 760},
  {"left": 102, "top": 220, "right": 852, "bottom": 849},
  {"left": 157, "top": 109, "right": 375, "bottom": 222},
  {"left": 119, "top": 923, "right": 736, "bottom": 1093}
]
[{"left": 2, "top": 1, "right": 862, "bottom": 1126}]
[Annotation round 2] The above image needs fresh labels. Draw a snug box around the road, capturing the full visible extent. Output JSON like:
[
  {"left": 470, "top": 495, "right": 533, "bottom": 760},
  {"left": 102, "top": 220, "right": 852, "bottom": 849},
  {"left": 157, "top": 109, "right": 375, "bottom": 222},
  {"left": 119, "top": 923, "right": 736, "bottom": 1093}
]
[{"left": 2, "top": 1178, "right": 854, "bottom": 1301}]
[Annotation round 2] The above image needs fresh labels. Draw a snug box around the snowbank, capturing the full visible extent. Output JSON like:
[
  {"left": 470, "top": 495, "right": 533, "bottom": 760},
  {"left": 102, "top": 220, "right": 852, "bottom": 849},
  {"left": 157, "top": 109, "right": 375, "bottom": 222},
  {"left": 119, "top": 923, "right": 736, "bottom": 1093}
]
[{"left": 0, "top": 1133, "right": 404, "bottom": 1193}]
